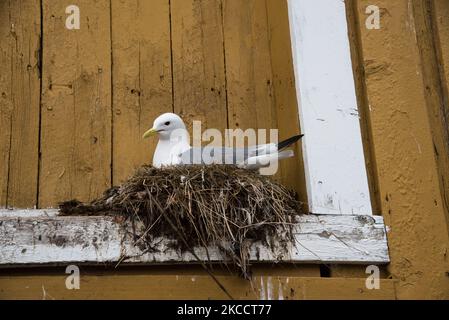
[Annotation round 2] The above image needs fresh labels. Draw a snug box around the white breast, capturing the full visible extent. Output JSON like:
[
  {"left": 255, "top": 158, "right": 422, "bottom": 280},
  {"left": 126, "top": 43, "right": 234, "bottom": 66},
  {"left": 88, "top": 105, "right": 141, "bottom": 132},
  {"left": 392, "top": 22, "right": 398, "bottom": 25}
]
[{"left": 153, "top": 139, "right": 190, "bottom": 168}]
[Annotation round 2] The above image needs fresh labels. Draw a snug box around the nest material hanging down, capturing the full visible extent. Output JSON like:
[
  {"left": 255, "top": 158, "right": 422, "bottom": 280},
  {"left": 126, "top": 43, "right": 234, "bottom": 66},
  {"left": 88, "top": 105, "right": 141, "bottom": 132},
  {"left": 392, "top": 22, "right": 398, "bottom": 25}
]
[{"left": 59, "top": 164, "right": 304, "bottom": 278}]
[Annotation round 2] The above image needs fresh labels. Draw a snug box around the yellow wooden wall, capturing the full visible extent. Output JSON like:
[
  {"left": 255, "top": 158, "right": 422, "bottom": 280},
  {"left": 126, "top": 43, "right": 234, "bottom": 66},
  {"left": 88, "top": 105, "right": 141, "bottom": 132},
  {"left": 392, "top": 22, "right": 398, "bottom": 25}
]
[
  {"left": 0, "top": 0, "right": 303, "bottom": 209},
  {"left": 1, "top": 0, "right": 449, "bottom": 299}
]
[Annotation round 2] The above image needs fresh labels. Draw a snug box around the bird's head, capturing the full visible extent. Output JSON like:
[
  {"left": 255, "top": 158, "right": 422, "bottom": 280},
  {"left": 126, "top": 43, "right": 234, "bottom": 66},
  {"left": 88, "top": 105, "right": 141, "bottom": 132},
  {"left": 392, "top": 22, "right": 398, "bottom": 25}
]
[{"left": 143, "top": 113, "right": 187, "bottom": 140}]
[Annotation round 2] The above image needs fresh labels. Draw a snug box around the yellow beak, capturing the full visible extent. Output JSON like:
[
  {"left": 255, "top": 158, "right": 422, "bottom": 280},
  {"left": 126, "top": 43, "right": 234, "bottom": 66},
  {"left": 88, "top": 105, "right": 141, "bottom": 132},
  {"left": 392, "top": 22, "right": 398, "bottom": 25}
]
[{"left": 142, "top": 128, "right": 158, "bottom": 139}]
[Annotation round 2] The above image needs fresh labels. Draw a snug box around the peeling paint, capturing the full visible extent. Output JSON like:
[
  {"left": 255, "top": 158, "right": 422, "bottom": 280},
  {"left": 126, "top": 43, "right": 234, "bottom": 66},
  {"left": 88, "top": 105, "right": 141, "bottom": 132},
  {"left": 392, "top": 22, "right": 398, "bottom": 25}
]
[
  {"left": 357, "top": 0, "right": 449, "bottom": 299},
  {"left": 0, "top": 212, "right": 390, "bottom": 266}
]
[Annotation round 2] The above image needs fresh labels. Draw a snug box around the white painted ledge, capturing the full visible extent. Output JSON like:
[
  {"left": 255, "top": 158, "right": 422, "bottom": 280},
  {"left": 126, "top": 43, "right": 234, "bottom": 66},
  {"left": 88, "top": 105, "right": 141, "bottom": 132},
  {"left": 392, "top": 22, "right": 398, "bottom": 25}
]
[{"left": 0, "top": 210, "right": 390, "bottom": 266}]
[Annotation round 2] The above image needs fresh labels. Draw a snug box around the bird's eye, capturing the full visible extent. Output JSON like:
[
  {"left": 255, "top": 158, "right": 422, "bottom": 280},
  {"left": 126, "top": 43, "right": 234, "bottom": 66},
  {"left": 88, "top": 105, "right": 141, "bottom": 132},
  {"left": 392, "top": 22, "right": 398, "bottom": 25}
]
[{"left": 164, "top": 121, "right": 170, "bottom": 126}]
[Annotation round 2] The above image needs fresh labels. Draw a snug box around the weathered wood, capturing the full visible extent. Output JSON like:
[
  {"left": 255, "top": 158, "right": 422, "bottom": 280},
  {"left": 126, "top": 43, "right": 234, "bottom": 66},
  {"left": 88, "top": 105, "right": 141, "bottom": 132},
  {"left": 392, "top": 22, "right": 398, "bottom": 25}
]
[
  {"left": 171, "top": 0, "right": 227, "bottom": 144},
  {"left": 355, "top": 0, "right": 449, "bottom": 299},
  {"left": 223, "top": 0, "right": 277, "bottom": 135},
  {"left": 0, "top": 1, "right": 12, "bottom": 207},
  {"left": 287, "top": 0, "right": 373, "bottom": 215},
  {"left": 429, "top": 0, "right": 449, "bottom": 231},
  {"left": 434, "top": 0, "right": 449, "bottom": 93},
  {"left": 0, "top": 0, "right": 41, "bottom": 208},
  {"left": 326, "top": 1, "right": 385, "bottom": 278},
  {"left": 264, "top": 0, "right": 322, "bottom": 278},
  {"left": 0, "top": 275, "right": 397, "bottom": 300},
  {"left": 266, "top": 0, "right": 307, "bottom": 205},
  {"left": 0, "top": 208, "right": 58, "bottom": 218},
  {"left": 39, "top": 1, "right": 112, "bottom": 207},
  {"left": 0, "top": 210, "right": 389, "bottom": 266},
  {"left": 111, "top": 0, "right": 173, "bottom": 184},
  {"left": 345, "top": 0, "right": 382, "bottom": 214}
]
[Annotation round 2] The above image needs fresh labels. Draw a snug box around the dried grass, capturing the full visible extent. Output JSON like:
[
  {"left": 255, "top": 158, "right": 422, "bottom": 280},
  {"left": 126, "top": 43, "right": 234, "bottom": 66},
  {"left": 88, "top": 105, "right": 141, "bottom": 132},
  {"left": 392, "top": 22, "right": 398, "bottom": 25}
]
[{"left": 59, "top": 165, "right": 304, "bottom": 279}]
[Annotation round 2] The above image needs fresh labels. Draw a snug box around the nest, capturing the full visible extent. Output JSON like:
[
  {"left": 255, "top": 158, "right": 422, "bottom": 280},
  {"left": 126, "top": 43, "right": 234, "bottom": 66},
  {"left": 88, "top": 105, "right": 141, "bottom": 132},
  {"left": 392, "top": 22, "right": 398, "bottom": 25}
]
[{"left": 59, "top": 165, "right": 304, "bottom": 279}]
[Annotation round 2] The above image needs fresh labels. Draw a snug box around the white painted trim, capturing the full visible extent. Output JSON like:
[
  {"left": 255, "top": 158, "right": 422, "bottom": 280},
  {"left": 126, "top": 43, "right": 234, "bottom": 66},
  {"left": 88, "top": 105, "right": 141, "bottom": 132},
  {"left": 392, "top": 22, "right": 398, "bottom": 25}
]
[
  {"left": 0, "top": 210, "right": 389, "bottom": 266},
  {"left": 287, "top": 0, "right": 373, "bottom": 215},
  {"left": 0, "top": 208, "right": 58, "bottom": 218}
]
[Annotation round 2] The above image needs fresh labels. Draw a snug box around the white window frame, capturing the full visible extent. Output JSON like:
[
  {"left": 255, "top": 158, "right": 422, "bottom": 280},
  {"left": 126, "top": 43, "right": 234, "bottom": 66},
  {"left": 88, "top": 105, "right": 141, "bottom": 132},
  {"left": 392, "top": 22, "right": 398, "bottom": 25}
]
[
  {"left": 0, "top": 0, "right": 389, "bottom": 267},
  {"left": 288, "top": 0, "right": 373, "bottom": 216}
]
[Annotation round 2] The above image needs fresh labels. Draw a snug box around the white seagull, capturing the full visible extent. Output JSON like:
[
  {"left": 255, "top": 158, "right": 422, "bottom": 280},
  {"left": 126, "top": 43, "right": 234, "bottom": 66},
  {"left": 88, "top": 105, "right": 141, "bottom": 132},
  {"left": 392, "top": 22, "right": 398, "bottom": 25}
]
[{"left": 143, "top": 113, "right": 303, "bottom": 170}]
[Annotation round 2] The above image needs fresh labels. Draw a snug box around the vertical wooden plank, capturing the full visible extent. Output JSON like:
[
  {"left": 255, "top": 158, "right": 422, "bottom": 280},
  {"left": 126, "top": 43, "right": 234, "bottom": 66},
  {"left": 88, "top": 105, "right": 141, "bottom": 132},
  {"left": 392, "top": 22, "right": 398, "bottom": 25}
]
[
  {"left": 266, "top": 0, "right": 307, "bottom": 204},
  {"left": 223, "top": 0, "right": 277, "bottom": 135},
  {"left": 40, "top": 1, "right": 111, "bottom": 207},
  {"left": 355, "top": 0, "right": 449, "bottom": 299},
  {"left": 430, "top": 0, "right": 449, "bottom": 228},
  {"left": 433, "top": 1, "right": 449, "bottom": 91},
  {"left": 287, "top": 0, "right": 372, "bottom": 215},
  {"left": 112, "top": 0, "right": 172, "bottom": 184},
  {"left": 171, "top": 0, "right": 227, "bottom": 144},
  {"left": 413, "top": 0, "right": 449, "bottom": 232},
  {"left": 0, "top": 1, "right": 41, "bottom": 208},
  {"left": 265, "top": 0, "right": 319, "bottom": 277},
  {"left": 0, "top": 1, "right": 13, "bottom": 207},
  {"left": 345, "top": 0, "right": 382, "bottom": 214}
]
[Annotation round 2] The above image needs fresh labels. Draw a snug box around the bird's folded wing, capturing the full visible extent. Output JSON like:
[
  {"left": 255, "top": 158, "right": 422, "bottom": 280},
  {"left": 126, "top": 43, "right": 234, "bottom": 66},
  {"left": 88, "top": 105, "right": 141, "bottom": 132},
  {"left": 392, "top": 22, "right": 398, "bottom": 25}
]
[
  {"left": 239, "top": 150, "right": 294, "bottom": 169},
  {"left": 247, "top": 143, "right": 278, "bottom": 157},
  {"left": 179, "top": 146, "right": 246, "bottom": 164},
  {"left": 179, "top": 143, "right": 285, "bottom": 165}
]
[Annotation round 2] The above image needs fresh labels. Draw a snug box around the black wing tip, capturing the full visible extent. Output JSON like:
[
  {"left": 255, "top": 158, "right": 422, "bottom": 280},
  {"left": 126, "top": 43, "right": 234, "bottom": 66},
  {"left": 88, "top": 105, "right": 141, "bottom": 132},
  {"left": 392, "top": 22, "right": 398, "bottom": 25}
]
[{"left": 277, "top": 134, "right": 304, "bottom": 150}]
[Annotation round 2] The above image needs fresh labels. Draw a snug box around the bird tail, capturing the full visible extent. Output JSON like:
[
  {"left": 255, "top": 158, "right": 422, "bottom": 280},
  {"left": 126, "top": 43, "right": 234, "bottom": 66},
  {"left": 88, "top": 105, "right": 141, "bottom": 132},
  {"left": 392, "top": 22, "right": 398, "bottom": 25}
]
[{"left": 276, "top": 134, "right": 304, "bottom": 150}]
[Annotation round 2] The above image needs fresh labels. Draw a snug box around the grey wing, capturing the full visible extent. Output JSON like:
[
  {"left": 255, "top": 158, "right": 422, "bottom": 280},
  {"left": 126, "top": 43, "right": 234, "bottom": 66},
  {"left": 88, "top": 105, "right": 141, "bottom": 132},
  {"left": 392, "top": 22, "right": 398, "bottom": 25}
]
[
  {"left": 178, "top": 136, "right": 300, "bottom": 168},
  {"left": 179, "top": 146, "right": 250, "bottom": 165}
]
